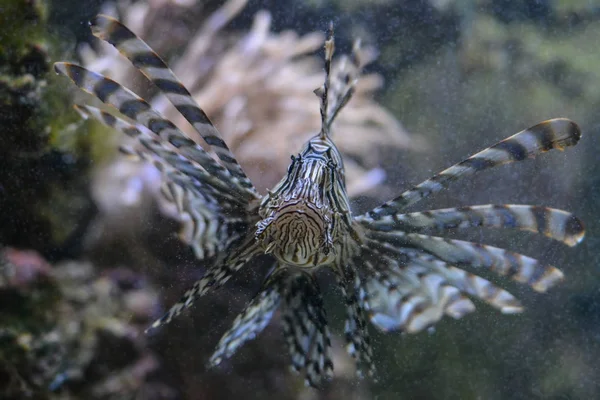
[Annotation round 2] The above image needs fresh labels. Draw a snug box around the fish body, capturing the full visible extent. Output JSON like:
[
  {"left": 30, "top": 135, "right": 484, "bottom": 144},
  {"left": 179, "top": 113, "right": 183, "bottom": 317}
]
[{"left": 55, "top": 14, "right": 584, "bottom": 387}]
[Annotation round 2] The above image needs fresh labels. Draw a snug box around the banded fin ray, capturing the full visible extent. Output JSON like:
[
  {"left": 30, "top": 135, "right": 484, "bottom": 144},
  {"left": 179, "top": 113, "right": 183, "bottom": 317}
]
[
  {"left": 282, "top": 271, "right": 333, "bottom": 387},
  {"left": 316, "top": 23, "right": 335, "bottom": 139},
  {"left": 409, "top": 252, "right": 523, "bottom": 313},
  {"left": 335, "top": 265, "right": 375, "bottom": 378},
  {"left": 359, "top": 256, "right": 476, "bottom": 333},
  {"left": 74, "top": 104, "right": 246, "bottom": 206},
  {"left": 209, "top": 266, "right": 286, "bottom": 367},
  {"left": 363, "top": 230, "right": 564, "bottom": 293},
  {"left": 119, "top": 145, "right": 247, "bottom": 259},
  {"left": 360, "top": 247, "right": 523, "bottom": 330},
  {"left": 364, "top": 118, "right": 582, "bottom": 219},
  {"left": 90, "top": 14, "right": 256, "bottom": 194},
  {"left": 325, "top": 40, "right": 369, "bottom": 129},
  {"left": 146, "top": 237, "right": 262, "bottom": 332},
  {"left": 314, "top": 25, "right": 368, "bottom": 136},
  {"left": 118, "top": 142, "right": 247, "bottom": 260},
  {"left": 357, "top": 204, "right": 585, "bottom": 247},
  {"left": 53, "top": 62, "right": 255, "bottom": 201}
]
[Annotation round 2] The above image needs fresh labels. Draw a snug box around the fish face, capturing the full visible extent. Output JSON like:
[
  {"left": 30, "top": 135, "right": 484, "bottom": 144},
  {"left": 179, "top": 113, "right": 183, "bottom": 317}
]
[{"left": 256, "top": 198, "right": 336, "bottom": 267}]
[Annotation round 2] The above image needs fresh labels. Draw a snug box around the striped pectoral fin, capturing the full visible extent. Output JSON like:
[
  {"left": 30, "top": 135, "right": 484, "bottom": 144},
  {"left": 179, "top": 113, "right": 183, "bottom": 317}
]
[
  {"left": 363, "top": 271, "right": 513, "bottom": 334},
  {"left": 176, "top": 189, "right": 247, "bottom": 261},
  {"left": 158, "top": 165, "right": 251, "bottom": 259},
  {"left": 119, "top": 143, "right": 219, "bottom": 212},
  {"left": 75, "top": 104, "right": 142, "bottom": 139},
  {"left": 156, "top": 174, "right": 233, "bottom": 261},
  {"left": 364, "top": 118, "right": 582, "bottom": 218},
  {"left": 334, "top": 265, "right": 375, "bottom": 378},
  {"left": 209, "top": 266, "right": 287, "bottom": 367},
  {"left": 74, "top": 104, "right": 239, "bottom": 202},
  {"left": 358, "top": 204, "right": 585, "bottom": 247},
  {"left": 145, "top": 269, "right": 221, "bottom": 333},
  {"left": 146, "top": 239, "right": 261, "bottom": 333},
  {"left": 364, "top": 231, "right": 565, "bottom": 293},
  {"left": 54, "top": 62, "right": 255, "bottom": 200},
  {"left": 75, "top": 104, "right": 211, "bottom": 195},
  {"left": 358, "top": 256, "right": 476, "bottom": 333},
  {"left": 358, "top": 249, "right": 527, "bottom": 334},
  {"left": 145, "top": 264, "right": 234, "bottom": 333},
  {"left": 282, "top": 271, "right": 333, "bottom": 387},
  {"left": 90, "top": 14, "right": 256, "bottom": 193},
  {"left": 405, "top": 252, "right": 524, "bottom": 314}
]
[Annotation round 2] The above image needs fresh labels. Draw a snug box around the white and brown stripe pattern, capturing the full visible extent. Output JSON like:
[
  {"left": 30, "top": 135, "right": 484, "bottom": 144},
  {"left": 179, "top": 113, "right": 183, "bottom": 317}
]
[
  {"left": 90, "top": 15, "right": 256, "bottom": 194},
  {"left": 73, "top": 104, "right": 244, "bottom": 206},
  {"left": 335, "top": 266, "right": 376, "bottom": 378},
  {"left": 364, "top": 231, "right": 564, "bottom": 292},
  {"left": 54, "top": 62, "right": 255, "bottom": 201},
  {"left": 359, "top": 247, "right": 525, "bottom": 333},
  {"left": 146, "top": 236, "right": 262, "bottom": 332},
  {"left": 358, "top": 204, "right": 585, "bottom": 247},
  {"left": 256, "top": 139, "right": 354, "bottom": 268},
  {"left": 281, "top": 271, "right": 333, "bottom": 387},
  {"left": 55, "top": 14, "right": 586, "bottom": 388},
  {"left": 73, "top": 104, "right": 248, "bottom": 260},
  {"left": 209, "top": 266, "right": 286, "bottom": 367},
  {"left": 365, "top": 118, "right": 582, "bottom": 219},
  {"left": 324, "top": 40, "right": 366, "bottom": 130},
  {"left": 361, "top": 263, "right": 477, "bottom": 333}
]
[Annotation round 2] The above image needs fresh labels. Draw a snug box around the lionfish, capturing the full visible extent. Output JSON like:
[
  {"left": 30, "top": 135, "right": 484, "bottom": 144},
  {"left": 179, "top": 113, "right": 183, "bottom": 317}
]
[{"left": 55, "top": 15, "right": 584, "bottom": 386}]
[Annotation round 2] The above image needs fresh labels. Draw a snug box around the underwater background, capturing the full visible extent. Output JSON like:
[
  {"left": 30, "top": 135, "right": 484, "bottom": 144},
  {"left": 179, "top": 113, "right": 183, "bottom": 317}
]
[{"left": 1, "top": 0, "right": 600, "bottom": 398}]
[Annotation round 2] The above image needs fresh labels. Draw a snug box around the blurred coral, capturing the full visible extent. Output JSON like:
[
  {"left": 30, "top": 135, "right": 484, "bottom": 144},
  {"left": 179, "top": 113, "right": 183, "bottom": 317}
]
[
  {"left": 80, "top": 0, "right": 416, "bottom": 223},
  {"left": 0, "top": 248, "right": 170, "bottom": 399}
]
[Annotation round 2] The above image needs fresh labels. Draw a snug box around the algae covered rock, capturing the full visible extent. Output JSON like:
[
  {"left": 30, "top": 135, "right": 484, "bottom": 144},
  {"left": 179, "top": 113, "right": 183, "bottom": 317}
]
[
  {"left": 0, "top": 247, "right": 172, "bottom": 399},
  {"left": 0, "top": 0, "right": 94, "bottom": 257}
]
